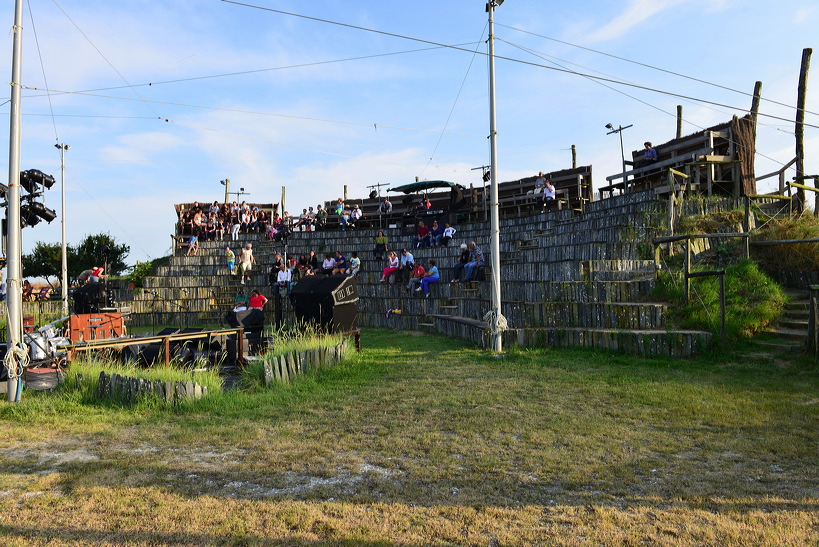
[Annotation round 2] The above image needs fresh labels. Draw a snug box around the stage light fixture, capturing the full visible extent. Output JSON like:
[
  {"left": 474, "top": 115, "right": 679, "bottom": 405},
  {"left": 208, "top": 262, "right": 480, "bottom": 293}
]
[
  {"left": 20, "top": 169, "right": 56, "bottom": 193},
  {"left": 20, "top": 205, "right": 41, "bottom": 227},
  {"left": 20, "top": 202, "right": 57, "bottom": 227}
]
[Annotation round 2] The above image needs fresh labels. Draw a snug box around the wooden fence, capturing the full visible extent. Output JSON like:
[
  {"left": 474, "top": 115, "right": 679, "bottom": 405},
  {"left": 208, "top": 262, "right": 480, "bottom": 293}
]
[
  {"left": 261, "top": 339, "right": 350, "bottom": 386},
  {"left": 96, "top": 371, "right": 208, "bottom": 405}
]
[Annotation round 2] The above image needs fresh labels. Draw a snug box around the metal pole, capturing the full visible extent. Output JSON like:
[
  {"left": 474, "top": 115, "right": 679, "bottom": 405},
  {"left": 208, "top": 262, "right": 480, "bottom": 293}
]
[
  {"left": 57, "top": 144, "right": 69, "bottom": 317},
  {"left": 6, "top": 0, "right": 24, "bottom": 402},
  {"left": 487, "top": 1, "right": 503, "bottom": 353}
]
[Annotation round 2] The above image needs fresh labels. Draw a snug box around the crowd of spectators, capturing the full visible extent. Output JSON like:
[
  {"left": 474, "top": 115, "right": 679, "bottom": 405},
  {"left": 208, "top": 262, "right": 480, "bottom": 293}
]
[{"left": 180, "top": 196, "right": 479, "bottom": 302}]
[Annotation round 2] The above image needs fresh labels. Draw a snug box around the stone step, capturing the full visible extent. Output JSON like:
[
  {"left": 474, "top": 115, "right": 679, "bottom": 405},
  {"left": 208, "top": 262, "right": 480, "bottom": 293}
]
[
  {"left": 763, "top": 327, "right": 806, "bottom": 342},
  {"left": 779, "top": 319, "right": 808, "bottom": 330}
]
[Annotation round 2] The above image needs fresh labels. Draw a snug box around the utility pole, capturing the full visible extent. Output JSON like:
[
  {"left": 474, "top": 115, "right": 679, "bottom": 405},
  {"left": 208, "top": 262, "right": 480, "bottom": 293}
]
[
  {"left": 487, "top": 0, "right": 505, "bottom": 353},
  {"left": 6, "top": 0, "right": 24, "bottom": 402},
  {"left": 56, "top": 144, "right": 70, "bottom": 317}
]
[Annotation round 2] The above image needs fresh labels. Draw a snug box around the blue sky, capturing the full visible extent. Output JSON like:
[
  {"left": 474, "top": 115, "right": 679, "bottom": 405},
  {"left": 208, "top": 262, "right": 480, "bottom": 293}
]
[{"left": 1, "top": 0, "right": 817, "bottom": 265}]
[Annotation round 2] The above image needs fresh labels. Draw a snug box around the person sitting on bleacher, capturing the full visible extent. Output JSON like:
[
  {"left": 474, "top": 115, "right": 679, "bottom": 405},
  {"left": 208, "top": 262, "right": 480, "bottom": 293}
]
[
  {"left": 296, "top": 209, "right": 310, "bottom": 231},
  {"left": 257, "top": 210, "right": 268, "bottom": 236},
  {"left": 349, "top": 252, "right": 360, "bottom": 276},
  {"left": 332, "top": 251, "right": 348, "bottom": 275},
  {"left": 628, "top": 141, "right": 658, "bottom": 169},
  {"left": 438, "top": 223, "right": 456, "bottom": 247},
  {"left": 322, "top": 253, "right": 336, "bottom": 276},
  {"left": 541, "top": 180, "right": 556, "bottom": 206},
  {"left": 380, "top": 251, "right": 400, "bottom": 283},
  {"left": 350, "top": 204, "right": 362, "bottom": 228},
  {"left": 399, "top": 249, "right": 415, "bottom": 282},
  {"left": 414, "top": 221, "right": 430, "bottom": 248},
  {"left": 427, "top": 220, "right": 443, "bottom": 247},
  {"left": 406, "top": 261, "right": 426, "bottom": 294},
  {"left": 452, "top": 241, "right": 483, "bottom": 282},
  {"left": 379, "top": 197, "right": 392, "bottom": 216}
]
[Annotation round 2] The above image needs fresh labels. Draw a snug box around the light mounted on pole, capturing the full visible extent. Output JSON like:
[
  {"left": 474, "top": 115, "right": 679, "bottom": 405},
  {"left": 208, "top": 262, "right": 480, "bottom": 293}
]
[{"left": 605, "top": 123, "right": 633, "bottom": 190}]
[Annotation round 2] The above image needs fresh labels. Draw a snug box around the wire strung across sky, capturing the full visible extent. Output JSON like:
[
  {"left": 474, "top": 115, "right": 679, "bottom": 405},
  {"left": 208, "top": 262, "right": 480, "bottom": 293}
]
[{"left": 220, "top": 1, "right": 819, "bottom": 132}]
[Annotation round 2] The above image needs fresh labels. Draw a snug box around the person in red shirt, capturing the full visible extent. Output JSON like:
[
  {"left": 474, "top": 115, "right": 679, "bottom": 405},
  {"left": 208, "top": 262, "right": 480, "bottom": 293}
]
[
  {"left": 249, "top": 289, "right": 268, "bottom": 309},
  {"left": 406, "top": 262, "right": 426, "bottom": 294},
  {"left": 415, "top": 221, "right": 430, "bottom": 249}
]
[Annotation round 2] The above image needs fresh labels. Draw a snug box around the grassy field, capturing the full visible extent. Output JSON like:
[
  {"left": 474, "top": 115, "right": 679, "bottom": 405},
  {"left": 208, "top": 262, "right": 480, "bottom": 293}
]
[{"left": 0, "top": 329, "right": 817, "bottom": 546}]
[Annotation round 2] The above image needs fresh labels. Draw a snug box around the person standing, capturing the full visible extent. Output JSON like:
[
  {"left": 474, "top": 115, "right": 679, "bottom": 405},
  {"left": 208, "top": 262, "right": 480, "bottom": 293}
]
[
  {"left": 225, "top": 247, "right": 236, "bottom": 275},
  {"left": 249, "top": 289, "right": 269, "bottom": 310},
  {"left": 238, "top": 243, "right": 256, "bottom": 285}
]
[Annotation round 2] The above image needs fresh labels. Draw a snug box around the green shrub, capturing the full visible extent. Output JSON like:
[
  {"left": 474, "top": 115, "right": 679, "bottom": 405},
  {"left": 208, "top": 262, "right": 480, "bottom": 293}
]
[{"left": 654, "top": 259, "right": 785, "bottom": 339}]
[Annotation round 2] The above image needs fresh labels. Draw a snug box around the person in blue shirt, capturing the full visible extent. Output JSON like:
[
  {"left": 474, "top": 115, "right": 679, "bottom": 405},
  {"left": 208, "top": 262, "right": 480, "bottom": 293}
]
[
  {"left": 332, "top": 251, "right": 348, "bottom": 275},
  {"left": 638, "top": 141, "right": 658, "bottom": 167},
  {"left": 418, "top": 259, "right": 440, "bottom": 297}
]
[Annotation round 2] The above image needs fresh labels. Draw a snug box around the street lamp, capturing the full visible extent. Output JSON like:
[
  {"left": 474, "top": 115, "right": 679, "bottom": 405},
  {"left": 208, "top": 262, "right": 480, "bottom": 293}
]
[
  {"left": 55, "top": 144, "right": 69, "bottom": 316},
  {"left": 605, "top": 123, "right": 633, "bottom": 191},
  {"left": 220, "top": 178, "right": 230, "bottom": 204}
]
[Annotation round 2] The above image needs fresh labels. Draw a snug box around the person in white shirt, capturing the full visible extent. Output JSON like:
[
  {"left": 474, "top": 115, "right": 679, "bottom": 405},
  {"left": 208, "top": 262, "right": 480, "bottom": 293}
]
[
  {"left": 275, "top": 264, "right": 291, "bottom": 297},
  {"left": 438, "top": 223, "right": 457, "bottom": 247}
]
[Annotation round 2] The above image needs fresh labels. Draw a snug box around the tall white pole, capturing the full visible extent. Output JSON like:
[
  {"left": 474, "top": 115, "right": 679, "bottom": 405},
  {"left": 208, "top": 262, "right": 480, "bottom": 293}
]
[
  {"left": 6, "top": 0, "right": 24, "bottom": 402},
  {"left": 488, "top": 1, "right": 503, "bottom": 353},
  {"left": 57, "top": 144, "right": 69, "bottom": 316}
]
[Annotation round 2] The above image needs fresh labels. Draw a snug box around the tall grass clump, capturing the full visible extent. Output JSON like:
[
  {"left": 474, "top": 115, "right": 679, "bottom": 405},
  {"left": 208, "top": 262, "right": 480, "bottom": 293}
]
[
  {"left": 751, "top": 214, "right": 819, "bottom": 271},
  {"left": 61, "top": 356, "right": 223, "bottom": 405},
  {"left": 654, "top": 259, "right": 786, "bottom": 339},
  {"left": 240, "top": 323, "right": 345, "bottom": 390}
]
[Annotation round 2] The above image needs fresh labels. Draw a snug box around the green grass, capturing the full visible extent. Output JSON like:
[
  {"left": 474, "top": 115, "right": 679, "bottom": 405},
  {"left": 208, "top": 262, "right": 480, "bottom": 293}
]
[
  {"left": 654, "top": 259, "right": 786, "bottom": 339},
  {"left": 240, "top": 323, "right": 345, "bottom": 391},
  {"left": 0, "top": 329, "right": 816, "bottom": 545}
]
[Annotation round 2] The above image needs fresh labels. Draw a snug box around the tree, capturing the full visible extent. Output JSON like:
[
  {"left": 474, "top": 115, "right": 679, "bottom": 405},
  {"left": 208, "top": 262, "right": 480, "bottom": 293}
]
[
  {"left": 22, "top": 241, "right": 65, "bottom": 288},
  {"left": 22, "top": 233, "right": 130, "bottom": 284},
  {"left": 72, "top": 233, "right": 130, "bottom": 278}
]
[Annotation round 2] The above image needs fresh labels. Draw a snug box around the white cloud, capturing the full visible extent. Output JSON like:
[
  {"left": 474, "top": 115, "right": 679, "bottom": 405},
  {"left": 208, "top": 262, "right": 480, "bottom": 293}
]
[
  {"left": 794, "top": 7, "right": 817, "bottom": 24},
  {"left": 585, "top": 0, "right": 686, "bottom": 43}
]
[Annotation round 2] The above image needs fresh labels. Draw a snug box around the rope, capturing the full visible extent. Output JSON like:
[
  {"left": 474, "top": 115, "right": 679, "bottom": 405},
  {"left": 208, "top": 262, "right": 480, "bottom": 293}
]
[
  {"left": 3, "top": 341, "right": 29, "bottom": 381},
  {"left": 483, "top": 309, "right": 508, "bottom": 334}
]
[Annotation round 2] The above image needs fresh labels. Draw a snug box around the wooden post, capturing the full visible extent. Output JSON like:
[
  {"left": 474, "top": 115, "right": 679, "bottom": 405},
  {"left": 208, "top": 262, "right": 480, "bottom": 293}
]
[
  {"left": 795, "top": 48, "right": 812, "bottom": 213},
  {"left": 571, "top": 145, "right": 577, "bottom": 169},
  {"left": 750, "top": 81, "right": 762, "bottom": 138},
  {"left": 719, "top": 272, "right": 726, "bottom": 337},
  {"left": 654, "top": 243, "right": 661, "bottom": 275},
  {"left": 744, "top": 196, "right": 750, "bottom": 233},
  {"left": 809, "top": 285, "right": 819, "bottom": 354},
  {"left": 163, "top": 336, "right": 171, "bottom": 367},
  {"left": 667, "top": 179, "right": 675, "bottom": 236},
  {"left": 676, "top": 105, "right": 683, "bottom": 138},
  {"left": 684, "top": 238, "right": 691, "bottom": 302}
]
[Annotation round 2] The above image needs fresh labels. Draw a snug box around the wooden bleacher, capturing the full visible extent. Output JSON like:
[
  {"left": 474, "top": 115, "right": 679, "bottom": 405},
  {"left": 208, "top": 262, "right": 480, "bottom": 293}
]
[
  {"left": 601, "top": 120, "right": 748, "bottom": 199},
  {"left": 493, "top": 165, "right": 594, "bottom": 217}
]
